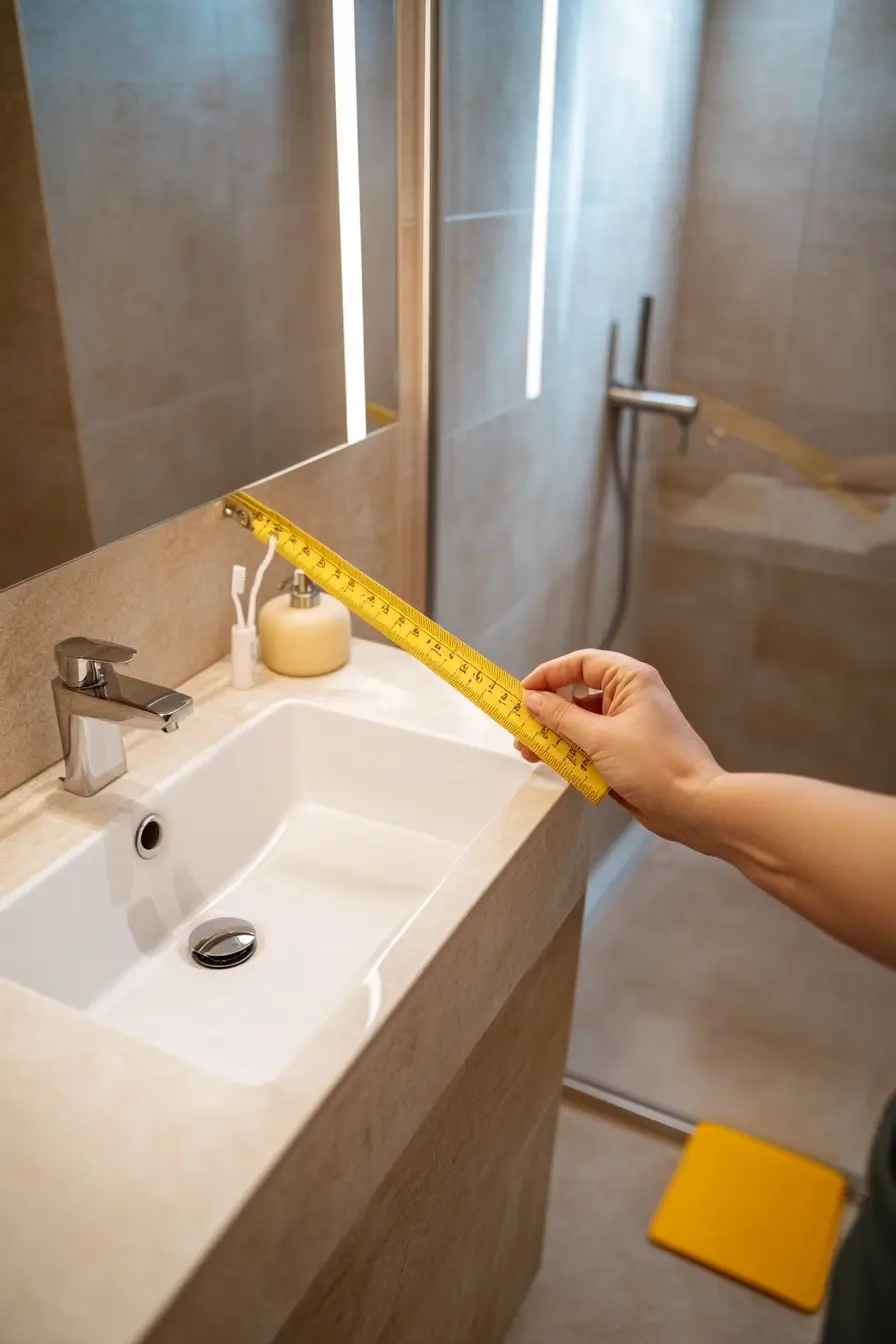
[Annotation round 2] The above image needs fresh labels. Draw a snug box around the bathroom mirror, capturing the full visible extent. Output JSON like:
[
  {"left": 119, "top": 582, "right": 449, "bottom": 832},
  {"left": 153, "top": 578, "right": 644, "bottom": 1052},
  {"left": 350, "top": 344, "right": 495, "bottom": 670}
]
[{"left": 0, "top": 0, "right": 398, "bottom": 591}]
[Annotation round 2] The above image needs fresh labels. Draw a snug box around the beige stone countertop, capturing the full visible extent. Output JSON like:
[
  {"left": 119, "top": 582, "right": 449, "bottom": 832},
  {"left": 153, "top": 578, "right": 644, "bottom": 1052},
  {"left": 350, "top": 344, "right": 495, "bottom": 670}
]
[{"left": 0, "top": 638, "right": 570, "bottom": 1344}]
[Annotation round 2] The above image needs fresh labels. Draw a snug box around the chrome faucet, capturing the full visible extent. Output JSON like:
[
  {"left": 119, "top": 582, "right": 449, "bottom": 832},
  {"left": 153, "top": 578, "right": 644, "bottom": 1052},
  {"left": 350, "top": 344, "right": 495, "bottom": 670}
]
[
  {"left": 606, "top": 296, "right": 699, "bottom": 451},
  {"left": 52, "top": 637, "right": 193, "bottom": 797}
]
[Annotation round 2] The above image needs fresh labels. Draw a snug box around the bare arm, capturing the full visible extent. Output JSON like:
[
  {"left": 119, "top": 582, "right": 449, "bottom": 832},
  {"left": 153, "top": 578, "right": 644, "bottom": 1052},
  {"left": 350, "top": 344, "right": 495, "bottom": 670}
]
[
  {"left": 518, "top": 650, "right": 896, "bottom": 969},
  {"left": 695, "top": 772, "right": 896, "bottom": 966}
]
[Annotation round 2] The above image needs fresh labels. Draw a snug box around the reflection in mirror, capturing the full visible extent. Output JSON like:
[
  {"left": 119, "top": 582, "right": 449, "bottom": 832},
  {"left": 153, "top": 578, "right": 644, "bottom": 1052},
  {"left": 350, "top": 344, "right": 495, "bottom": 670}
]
[{"left": 0, "top": 0, "right": 398, "bottom": 591}]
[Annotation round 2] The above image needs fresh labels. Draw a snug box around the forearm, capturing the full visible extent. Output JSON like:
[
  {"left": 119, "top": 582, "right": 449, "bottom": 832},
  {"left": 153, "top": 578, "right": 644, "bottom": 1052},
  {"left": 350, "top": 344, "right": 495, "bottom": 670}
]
[{"left": 692, "top": 772, "right": 896, "bottom": 969}]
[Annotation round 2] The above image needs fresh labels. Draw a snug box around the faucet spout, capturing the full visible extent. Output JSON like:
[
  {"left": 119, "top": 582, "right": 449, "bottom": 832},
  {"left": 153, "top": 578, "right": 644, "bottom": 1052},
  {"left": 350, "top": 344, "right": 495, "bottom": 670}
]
[
  {"left": 606, "top": 384, "right": 699, "bottom": 425},
  {"left": 52, "top": 638, "right": 193, "bottom": 796}
]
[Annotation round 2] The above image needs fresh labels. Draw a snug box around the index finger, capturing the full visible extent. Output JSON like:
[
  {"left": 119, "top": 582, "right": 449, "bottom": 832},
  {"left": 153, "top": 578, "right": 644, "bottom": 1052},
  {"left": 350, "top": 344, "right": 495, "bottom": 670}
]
[{"left": 520, "top": 648, "right": 644, "bottom": 693}]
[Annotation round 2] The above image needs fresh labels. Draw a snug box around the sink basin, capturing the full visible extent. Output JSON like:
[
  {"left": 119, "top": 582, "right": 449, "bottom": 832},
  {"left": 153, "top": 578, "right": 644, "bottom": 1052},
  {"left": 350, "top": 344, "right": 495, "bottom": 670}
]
[{"left": 0, "top": 700, "right": 529, "bottom": 1084}]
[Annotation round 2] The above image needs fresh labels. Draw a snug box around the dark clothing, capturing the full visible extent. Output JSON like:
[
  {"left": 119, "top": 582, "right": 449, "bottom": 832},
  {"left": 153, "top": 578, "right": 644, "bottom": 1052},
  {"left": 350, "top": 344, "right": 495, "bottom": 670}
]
[{"left": 822, "top": 1094, "right": 896, "bottom": 1342}]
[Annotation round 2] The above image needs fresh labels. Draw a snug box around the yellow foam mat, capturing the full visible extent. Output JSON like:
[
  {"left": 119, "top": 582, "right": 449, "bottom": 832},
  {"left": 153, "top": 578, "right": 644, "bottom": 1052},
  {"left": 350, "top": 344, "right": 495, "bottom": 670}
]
[{"left": 649, "top": 1123, "right": 848, "bottom": 1312}]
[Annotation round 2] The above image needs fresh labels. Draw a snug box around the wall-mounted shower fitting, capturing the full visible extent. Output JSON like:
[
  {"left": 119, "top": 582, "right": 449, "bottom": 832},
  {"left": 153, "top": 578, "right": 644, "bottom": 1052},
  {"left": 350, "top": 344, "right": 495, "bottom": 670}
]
[
  {"left": 596, "top": 296, "right": 701, "bottom": 648},
  {"left": 607, "top": 295, "right": 699, "bottom": 455}
]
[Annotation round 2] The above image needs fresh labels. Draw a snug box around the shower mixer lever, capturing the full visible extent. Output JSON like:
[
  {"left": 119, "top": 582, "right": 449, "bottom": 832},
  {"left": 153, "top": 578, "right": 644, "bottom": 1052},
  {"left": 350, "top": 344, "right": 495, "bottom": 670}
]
[
  {"left": 606, "top": 384, "right": 699, "bottom": 453},
  {"left": 607, "top": 295, "right": 699, "bottom": 454}
]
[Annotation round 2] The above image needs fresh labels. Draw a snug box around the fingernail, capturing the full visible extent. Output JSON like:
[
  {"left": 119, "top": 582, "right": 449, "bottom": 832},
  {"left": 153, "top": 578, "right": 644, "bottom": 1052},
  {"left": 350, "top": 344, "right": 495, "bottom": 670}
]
[{"left": 524, "top": 691, "right": 543, "bottom": 715}]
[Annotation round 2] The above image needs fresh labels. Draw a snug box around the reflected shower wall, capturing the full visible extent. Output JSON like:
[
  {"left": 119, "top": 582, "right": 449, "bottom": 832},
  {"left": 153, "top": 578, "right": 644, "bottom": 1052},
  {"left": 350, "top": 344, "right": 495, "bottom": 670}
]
[{"left": 646, "top": 0, "right": 896, "bottom": 792}]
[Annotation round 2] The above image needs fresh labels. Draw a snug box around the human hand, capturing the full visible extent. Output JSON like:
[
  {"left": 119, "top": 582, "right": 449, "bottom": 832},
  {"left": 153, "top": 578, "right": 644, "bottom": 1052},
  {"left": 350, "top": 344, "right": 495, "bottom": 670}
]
[
  {"left": 517, "top": 650, "right": 723, "bottom": 846},
  {"left": 826, "top": 455, "right": 896, "bottom": 496}
]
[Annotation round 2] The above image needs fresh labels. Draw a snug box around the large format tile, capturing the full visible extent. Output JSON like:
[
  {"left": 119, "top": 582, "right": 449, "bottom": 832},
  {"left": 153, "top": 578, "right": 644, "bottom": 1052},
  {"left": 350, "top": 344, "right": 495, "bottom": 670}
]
[
  {"left": 18, "top": 0, "right": 220, "bottom": 84},
  {"left": 0, "top": 425, "right": 93, "bottom": 589},
  {"left": 78, "top": 383, "right": 251, "bottom": 545},
  {"left": 31, "top": 74, "right": 245, "bottom": 430},
  {"left": 0, "top": 82, "right": 75, "bottom": 434},
  {"left": 786, "top": 195, "right": 896, "bottom": 416},
  {"left": 509, "top": 1105, "right": 820, "bottom": 1344},
  {"left": 216, "top": 0, "right": 317, "bottom": 218},
  {"left": 441, "top": 0, "right": 542, "bottom": 218},
  {"left": 580, "top": 0, "right": 672, "bottom": 208},
  {"left": 811, "top": 0, "right": 896, "bottom": 210},
  {"left": 745, "top": 564, "right": 896, "bottom": 791},
  {"left": 439, "top": 212, "right": 531, "bottom": 438},
  {"left": 567, "top": 842, "right": 896, "bottom": 1174},
  {"left": 687, "top": 14, "right": 831, "bottom": 202},
  {"left": 435, "top": 396, "right": 554, "bottom": 641},
  {"left": 674, "top": 193, "right": 805, "bottom": 391},
  {"left": 642, "top": 542, "right": 767, "bottom": 769}
]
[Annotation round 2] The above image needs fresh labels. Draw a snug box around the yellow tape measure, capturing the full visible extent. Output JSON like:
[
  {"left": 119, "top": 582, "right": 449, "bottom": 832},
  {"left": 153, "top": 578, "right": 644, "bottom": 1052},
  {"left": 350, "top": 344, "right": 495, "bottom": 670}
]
[{"left": 225, "top": 490, "right": 608, "bottom": 806}]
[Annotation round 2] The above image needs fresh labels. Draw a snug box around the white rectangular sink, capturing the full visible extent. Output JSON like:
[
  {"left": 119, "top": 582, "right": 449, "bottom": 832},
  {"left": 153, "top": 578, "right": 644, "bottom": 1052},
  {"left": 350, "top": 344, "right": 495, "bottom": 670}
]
[{"left": 0, "top": 701, "right": 529, "bottom": 1084}]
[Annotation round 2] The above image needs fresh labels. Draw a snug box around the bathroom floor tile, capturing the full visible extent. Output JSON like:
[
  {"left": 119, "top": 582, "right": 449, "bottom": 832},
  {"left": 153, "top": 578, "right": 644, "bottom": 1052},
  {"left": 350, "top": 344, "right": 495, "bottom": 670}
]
[
  {"left": 508, "top": 1105, "right": 821, "bottom": 1344},
  {"left": 567, "top": 841, "right": 896, "bottom": 1175}
]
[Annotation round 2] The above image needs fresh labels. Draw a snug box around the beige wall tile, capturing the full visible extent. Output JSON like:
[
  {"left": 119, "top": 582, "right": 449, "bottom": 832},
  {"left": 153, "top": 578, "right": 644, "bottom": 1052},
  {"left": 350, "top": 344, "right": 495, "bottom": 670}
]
[
  {"left": 687, "top": 14, "right": 832, "bottom": 202},
  {"left": 0, "top": 0, "right": 93, "bottom": 586},
  {"left": 786, "top": 196, "right": 896, "bottom": 415},
  {"left": 439, "top": 213, "right": 532, "bottom": 438},
  {"left": 643, "top": 542, "right": 768, "bottom": 768},
  {"left": 708, "top": 0, "right": 837, "bottom": 25},
  {"left": 0, "top": 425, "right": 93, "bottom": 588},
  {"left": 248, "top": 343, "right": 347, "bottom": 480},
  {"left": 0, "top": 86, "right": 76, "bottom": 433},
  {"left": 811, "top": 0, "right": 896, "bottom": 209},
  {"left": 441, "top": 0, "right": 542, "bottom": 218},
  {"left": 674, "top": 194, "right": 805, "bottom": 390},
  {"left": 754, "top": 564, "right": 896, "bottom": 685},
  {"left": 31, "top": 74, "right": 244, "bottom": 432},
  {"left": 580, "top": 0, "right": 673, "bottom": 208},
  {"left": 742, "top": 661, "right": 896, "bottom": 792},
  {"left": 19, "top": 0, "right": 220, "bottom": 83},
  {"left": 437, "top": 393, "right": 571, "bottom": 642},
  {"left": 214, "top": 0, "right": 315, "bottom": 215},
  {"left": 78, "top": 385, "right": 252, "bottom": 545}
]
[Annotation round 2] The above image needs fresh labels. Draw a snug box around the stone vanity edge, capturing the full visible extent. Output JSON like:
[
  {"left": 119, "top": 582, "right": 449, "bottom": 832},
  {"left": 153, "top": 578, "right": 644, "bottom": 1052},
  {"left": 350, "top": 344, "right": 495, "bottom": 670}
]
[{"left": 0, "top": 638, "right": 589, "bottom": 1344}]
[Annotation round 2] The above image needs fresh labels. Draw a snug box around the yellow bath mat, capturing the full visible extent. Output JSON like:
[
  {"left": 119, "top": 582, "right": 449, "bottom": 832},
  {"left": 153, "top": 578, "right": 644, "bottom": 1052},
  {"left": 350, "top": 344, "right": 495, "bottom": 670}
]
[{"left": 649, "top": 1122, "right": 848, "bottom": 1312}]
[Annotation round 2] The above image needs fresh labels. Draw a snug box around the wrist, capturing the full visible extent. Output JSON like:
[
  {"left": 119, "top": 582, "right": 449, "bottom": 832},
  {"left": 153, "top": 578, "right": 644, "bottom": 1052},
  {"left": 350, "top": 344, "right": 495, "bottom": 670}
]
[{"left": 667, "top": 759, "right": 729, "bottom": 853}]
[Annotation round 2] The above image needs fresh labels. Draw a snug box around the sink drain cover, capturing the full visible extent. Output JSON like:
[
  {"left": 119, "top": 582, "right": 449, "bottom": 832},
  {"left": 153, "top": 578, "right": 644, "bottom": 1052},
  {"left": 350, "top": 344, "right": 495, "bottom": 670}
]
[{"left": 189, "top": 917, "right": 257, "bottom": 968}]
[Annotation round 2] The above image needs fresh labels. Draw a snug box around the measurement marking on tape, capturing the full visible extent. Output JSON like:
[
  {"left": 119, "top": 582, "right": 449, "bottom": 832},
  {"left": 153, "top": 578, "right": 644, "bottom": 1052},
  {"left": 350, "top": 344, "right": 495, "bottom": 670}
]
[{"left": 225, "top": 491, "right": 608, "bottom": 806}]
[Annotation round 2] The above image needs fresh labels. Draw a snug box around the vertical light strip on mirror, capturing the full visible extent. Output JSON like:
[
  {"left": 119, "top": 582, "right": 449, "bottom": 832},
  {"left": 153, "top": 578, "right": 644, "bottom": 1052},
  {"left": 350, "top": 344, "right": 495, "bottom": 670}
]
[
  {"left": 333, "top": 0, "right": 367, "bottom": 443},
  {"left": 525, "top": 0, "right": 559, "bottom": 400}
]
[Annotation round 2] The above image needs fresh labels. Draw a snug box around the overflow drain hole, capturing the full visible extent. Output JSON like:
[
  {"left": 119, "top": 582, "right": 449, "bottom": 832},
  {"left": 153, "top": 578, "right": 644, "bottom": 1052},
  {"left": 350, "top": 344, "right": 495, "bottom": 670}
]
[{"left": 135, "top": 814, "right": 163, "bottom": 859}]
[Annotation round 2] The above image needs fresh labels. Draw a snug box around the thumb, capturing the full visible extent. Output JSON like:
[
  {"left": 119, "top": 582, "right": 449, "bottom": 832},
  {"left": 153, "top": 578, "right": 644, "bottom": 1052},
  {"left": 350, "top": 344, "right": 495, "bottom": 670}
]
[{"left": 523, "top": 690, "right": 605, "bottom": 754}]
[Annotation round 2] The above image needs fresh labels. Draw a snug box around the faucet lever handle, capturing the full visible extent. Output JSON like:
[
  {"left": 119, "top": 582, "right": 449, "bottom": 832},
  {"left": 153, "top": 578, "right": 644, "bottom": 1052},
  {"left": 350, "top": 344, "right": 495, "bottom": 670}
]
[{"left": 54, "top": 637, "right": 137, "bottom": 689}]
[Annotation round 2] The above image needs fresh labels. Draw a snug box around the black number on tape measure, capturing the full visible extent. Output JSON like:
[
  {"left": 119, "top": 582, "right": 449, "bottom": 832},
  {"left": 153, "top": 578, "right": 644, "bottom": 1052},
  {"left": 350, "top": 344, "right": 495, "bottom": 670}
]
[
  {"left": 334, "top": 567, "right": 341, "bottom": 579},
  {"left": 433, "top": 642, "right": 441, "bottom": 653},
  {"left": 301, "top": 545, "right": 311, "bottom": 556},
  {"left": 381, "top": 602, "right": 390, "bottom": 614},
  {"left": 459, "top": 662, "right": 468, "bottom": 674}
]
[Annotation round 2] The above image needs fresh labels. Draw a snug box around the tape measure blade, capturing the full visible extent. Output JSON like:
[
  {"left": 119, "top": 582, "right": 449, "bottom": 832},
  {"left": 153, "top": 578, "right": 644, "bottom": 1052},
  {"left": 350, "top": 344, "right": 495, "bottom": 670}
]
[{"left": 227, "top": 491, "right": 608, "bottom": 806}]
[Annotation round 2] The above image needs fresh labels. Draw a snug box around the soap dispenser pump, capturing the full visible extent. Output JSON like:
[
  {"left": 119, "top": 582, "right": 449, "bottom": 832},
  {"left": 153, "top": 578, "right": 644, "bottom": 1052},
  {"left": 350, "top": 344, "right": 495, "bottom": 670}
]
[{"left": 257, "top": 569, "right": 351, "bottom": 677}]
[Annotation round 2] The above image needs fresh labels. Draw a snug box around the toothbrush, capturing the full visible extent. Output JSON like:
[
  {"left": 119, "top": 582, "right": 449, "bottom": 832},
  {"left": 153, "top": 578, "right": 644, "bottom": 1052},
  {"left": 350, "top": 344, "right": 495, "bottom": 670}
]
[
  {"left": 231, "top": 565, "right": 247, "bottom": 628},
  {"left": 247, "top": 534, "right": 277, "bottom": 630}
]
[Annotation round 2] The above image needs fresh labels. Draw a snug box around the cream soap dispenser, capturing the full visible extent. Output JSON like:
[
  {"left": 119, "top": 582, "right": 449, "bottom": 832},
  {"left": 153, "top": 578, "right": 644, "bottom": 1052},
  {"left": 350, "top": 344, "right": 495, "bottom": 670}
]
[{"left": 258, "top": 569, "right": 351, "bottom": 676}]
